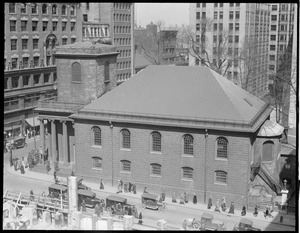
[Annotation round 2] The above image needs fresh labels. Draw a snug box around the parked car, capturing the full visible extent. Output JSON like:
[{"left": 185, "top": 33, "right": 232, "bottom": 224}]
[
  {"left": 48, "top": 183, "right": 68, "bottom": 200},
  {"left": 8, "top": 136, "right": 27, "bottom": 150},
  {"left": 233, "top": 218, "right": 261, "bottom": 231},
  {"left": 182, "top": 218, "right": 202, "bottom": 230},
  {"left": 105, "top": 195, "right": 134, "bottom": 218},
  {"left": 78, "top": 189, "right": 102, "bottom": 209},
  {"left": 59, "top": 177, "right": 91, "bottom": 191},
  {"left": 141, "top": 193, "right": 167, "bottom": 211},
  {"left": 200, "top": 213, "right": 226, "bottom": 231}
]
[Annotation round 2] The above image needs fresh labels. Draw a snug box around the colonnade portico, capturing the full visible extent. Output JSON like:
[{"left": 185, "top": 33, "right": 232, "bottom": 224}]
[{"left": 38, "top": 117, "right": 75, "bottom": 166}]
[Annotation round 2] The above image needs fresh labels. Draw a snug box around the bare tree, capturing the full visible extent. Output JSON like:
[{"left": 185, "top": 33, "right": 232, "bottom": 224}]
[{"left": 183, "top": 19, "right": 231, "bottom": 77}]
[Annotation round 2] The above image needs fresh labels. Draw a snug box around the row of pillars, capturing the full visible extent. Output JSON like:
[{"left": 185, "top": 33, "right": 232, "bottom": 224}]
[{"left": 39, "top": 118, "right": 73, "bottom": 164}]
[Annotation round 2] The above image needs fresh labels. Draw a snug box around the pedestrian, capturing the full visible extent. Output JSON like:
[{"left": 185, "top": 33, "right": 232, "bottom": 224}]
[
  {"left": 143, "top": 186, "right": 148, "bottom": 194},
  {"left": 120, "top": 179, "right": 123, "bottom": 191},
  {"left": 221, "top": 197, "right": 226, "bottom": 212},
  {"left": 228, "top": 202, "right": 235, "bottom": 214},
  {"left": 161, "top": 191, "right": 166, "bottom": 201},
  {"left": 124, "top": 182, "right": 128, "bottom": 192},
  {"left": 100, "top": 179, "right": 104, "bottom": 190},
  {"left": 253, "top": 205, "right": 258, "bottom": 217},
  {"left": 128, "top": 182, "right": 132, "bottom": 193},
  {"left": 99, "top": 202, "right": 104, "bottom": 215},
  {"left": 172, "top": 192, "right": 177, "bottom": 203},
  {"left": 81, "top": 200, "right": 86, "bottom": 212},
  {"left": 132, "top": 183, "right": 137, "bottom": 194},
  {"left": 241, "top": 204, "right": 246, "bottom": 216},
  {"left": 184, "top": 191, "right": 188, "bottom": 203},
  {"left": 193, "top": 193, "right": 197, "bottom": 204},
  {"left": 138, "top": 212, "right": 143, "bottom": 224},
  {"left": 117, "top": 180, "right": 122, "bottom": 194},
  {"left": 132, "top": 205, "right": 138, "bottom": 218},
  {"left": 13, "top": 159, "right": 18, "bottom": 171},
  {"left": 179, "top": 193, "right": 185, "bottom": 204},
  {"left": 20, "top": 164, "right": 25, "bottom": 174},
  {"left": 208, "top": 196, "right": 212, "bottom": 209},
  {"left": 264, "top": 204, "right": 269, "bottom": 218},
  {"left": 128, "top": 206, "right": 132, "bottom": 216},
  {"left": 71, "top": 171, "right": 75, "bottom": 176},
  {"left": 54, "top": 171, "right": 57, "bottom": 183},
  {"left": 30, "top": 189, "right": 34, "bottom": 201},
  {"left": 95, "top": 204, "right": 100, "bottom": 217},
  {"left": 214, "top": 199, "right": 221, "bottom": 212}
]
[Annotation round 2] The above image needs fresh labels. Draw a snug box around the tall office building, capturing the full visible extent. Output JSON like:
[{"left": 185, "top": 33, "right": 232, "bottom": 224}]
[
  {"left": 4, "top": 3, "right": 82, "bottom": 137},
  {"left": 189, "top": 3, "right": 270, "bottom": 98},
  {"left": 81, "top": 3, "right": 135, "bottom": 84}
]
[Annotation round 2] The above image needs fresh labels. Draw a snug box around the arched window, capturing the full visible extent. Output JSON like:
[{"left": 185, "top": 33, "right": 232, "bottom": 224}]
[
  {"left": 150, "top": 163, "right": 161, "bottom": 176},
  {"left": 262, "top": 141, "right": 274, "bottom": 162},
  {"left": 151, "top": 131, "right": 161, "bottom": 152},
  {"left": 182, "top": 167, "right": 193, "bottom": 179},
  {"left": 20, "top": 3, "right": 27, "bottom": 14},
  {"left": 183, "top": 134, "right": 193, "bottom": 155},
  {"left": 62, "top": 5, "right": 66, "bottom": 15},
  {"left": 92, "top": 127, "right": 101, "bottom": 146},
  {"left": 71, "top": 62, "right": 81, "bottom": 82},
  {"left": 121, "top": 129, "right": 130, "bottom": 149},
  {"left": 216, "top": 137, "right": 228, "bottom": 158},
  {"left": 215, "top": 170, "right": 227, "bottom": 184},
  {"left": 52, "top": 4, "right": 57, "bottom": 15},
  {"left": 70, "top": 5, "right": 75, "bottom": 15},
  {"left": 42, "top": 4, "right": 48, "bottom": 14},
  {"left": 31, "top": 3, "right": 37, "bottom": 14},
  {"left": 121, "top": 160, "right": 131, "bottom": 172},
  {"left": 104, "top": 61, "right": 110, "bottom": 82},
  {"left": 92, "top": 157, "right": 102, "bottom": 169}
]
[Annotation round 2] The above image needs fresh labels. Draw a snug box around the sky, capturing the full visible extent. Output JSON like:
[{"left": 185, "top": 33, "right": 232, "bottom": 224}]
[{"left": 135, "top": 3, "right": 190, "bottom": 28}]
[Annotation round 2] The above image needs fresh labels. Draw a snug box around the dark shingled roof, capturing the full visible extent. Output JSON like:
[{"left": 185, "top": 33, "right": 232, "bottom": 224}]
[{"left": 80, "top": 65, "right": 268, "bottom": 124}]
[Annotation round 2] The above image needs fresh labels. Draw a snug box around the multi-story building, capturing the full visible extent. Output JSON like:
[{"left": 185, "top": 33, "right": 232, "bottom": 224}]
[
  {"left": 81, "top": 2, "right": 135, "bottom": 84},
  {"left": 189, "top": 3, "right": 270, "bottom": 98},
  {"left": 135, "top": 22, "right": 178, "bottom": 65},
  {"left": 268, "top": 3, "right": 296, "bottom": 129},
  {"left": 4, "top": 3, "right": 82, "bottom": 137}
]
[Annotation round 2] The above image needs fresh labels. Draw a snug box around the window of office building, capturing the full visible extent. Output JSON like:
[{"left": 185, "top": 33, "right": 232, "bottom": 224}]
[
  {"left": 183, "top": 134, "right": 193, "bottom": 155},
  {"left": 44, "top": 73, "right": 50, "bottom": 83},
  {"left": 229, "top": 11, "right": 234, "bottom": 19},
  {"left": 230, "top": 3, "right": 234, "bottom": 7},
  {"left": 33, "top": 39, "right": 39, "bottom": 49},
  {"left": 270, "top": 45, "right": 276, "bottom": 51},
  {"left": 213, "top": 23, "right": 217, "bottom": 31},
  {"left": 42, "top": 4, "right": 48, "bottom": 14},
  {"left": 62, "top": 5, "right": 66, "bottom": 15},
  {"left": 31, "top": 3, "right": 37, "bottom": 14},
  {"left": 121, "top": 129, "right": 131, "bottom": 149},
  {"left": 272, "top": 5, "right": 277, "bottom": 11},
  {"left": 219, "top": 11, "right": 223, "bottom": 19},
  {"left": 235, "top": 11, "right": 240, "bottom": 19},
  {"left": 62, "top": 22, "right": 67, "bottom": 31},
  {"left": 151, "top": 131, "right": 162, "bottom": 152},
  {"left": 271, "top": 15, "right": 277, "bottom": 21},
  {"left": 228, "top": 35, "right": 233, "bottom": 43},
  {"left": 23, "top": 57, "right": 29, "bottom": 68},
  {"left": 22, "top": 39, "right": 28, "bottom": 50},
  {"left": 214, "top": 11, "right": 218, "bottom": 20},
  {"left": 32, "top": 21, "right": 38, "bottom": 31},
  {"left": 9, "top": 3, "right": 16, "bottom": 13},
  {"left": 62, "top": 38, "right": 67, "bottom": 45},
  {"left": 20, "top": 3, "right": 27, "bottom": 14},
  {"left": 196, "top": 3, "right": 200, "bottom": 8},
  {"left": 70, "top": 6, "right": 76, "bottom": 16},
  {"left": 202, "top": 12, "right": 206, "bottom": 19},
  {"left": 11, "top": 58, "right": 18, "bottom": 70},
  {"left": 43, "top": 21, "right": 48, "bottom": 31},
  {"left": 12, "top": 77, "right": 19, "bottom": 88},
  {"left": 11, "top": 39, "right": 17, "bottom": 50},
  {"left": 202, "top": 3, "right": 206, "bottom": 7},
  {"left": 23, "top": 75, "right": 30, "bottom": 86},
  {"left": 21, "top": 21, "right": 27, "bottom": 31},
  {"left": 10, "top": 20, "right": 16, "bottom": 32},
  {"left": 71, "top": 38, "right": 76, "bottom": 44},
  {"left": 271, "top": 25, "right": 276, "bottom": 31},
  {"left": 270, "top": 35, "right": 276, "bottom": 41},
  {"left": 214, "top": 3, "right": 218, "bottom": 7},
  {"left": 91, "top": 127, "right": 101, "bottom": 146},
  {"left": 52, "top": 4, "right": 57, "bottom": 14},
  {"left": 196, "top": 23, "right": 200, "bottom": 31},
  {"left": 235, "top": 23, "right": 239, "bottom": 31},
  {"left": 229, "top": 23, "right": 233, "bottom": 31},
  {"left": 269, "top": 64, "right": 275, "bottom": 71},
  {"left": 52, "top": 21, "right": 57, "bottom": 31},
  {"left": 33, "top": 57, "right": 39, "bottom": 68},
  {"left": 71, "top": 22, "right": 76, "bottom": 31},
  {"left": 33, "top": 74, "right": 40, "bottom": 84},
  {"left": 234, "top": 48, "right": 239, "bottom": 55},
  {"left": 235, "top": 35, "right": 239, "bottom": 43},
  {"left": 196, "top": 12, "right": 200, "bottom": 20}
]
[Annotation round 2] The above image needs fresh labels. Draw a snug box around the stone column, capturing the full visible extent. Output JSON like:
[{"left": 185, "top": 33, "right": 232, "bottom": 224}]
[
  {"left": 48, "top": 120, "right": 52, "bottom": 159},
  {"left": 39, "top": 118, "right": 45, "bottom": 155},
  {"left": 62, "top": 120, "right": 68, "bottom": 164},
  {"left": 51, "top": 120, "right": 57, "bottom": 163}
]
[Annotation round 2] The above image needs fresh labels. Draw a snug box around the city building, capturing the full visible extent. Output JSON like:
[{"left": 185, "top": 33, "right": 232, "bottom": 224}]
[
  {"left": 35, "top": 41, "right": 118, "bottom": 169},
  {"left": 4, "top": 2, "right": 82, "bottom": 137},
  {"left": 80, "top": 2, "right": 135, "bottom": 84},
  {"left": 135, "top": 22, "right": 178, "bottom": 65},
  {"left": 189, "top": 3, "right": 270, "bottom": 98}
]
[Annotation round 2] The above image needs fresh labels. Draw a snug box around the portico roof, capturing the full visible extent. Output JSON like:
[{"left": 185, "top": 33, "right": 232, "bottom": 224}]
[{"left": 72, "top": 65, "right": 273, "bottom": 132}]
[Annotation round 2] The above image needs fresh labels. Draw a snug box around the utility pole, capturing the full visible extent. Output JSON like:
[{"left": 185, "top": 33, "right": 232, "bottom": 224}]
[{"left": 204, "top": 129, "right": 208, "bottom": 204}]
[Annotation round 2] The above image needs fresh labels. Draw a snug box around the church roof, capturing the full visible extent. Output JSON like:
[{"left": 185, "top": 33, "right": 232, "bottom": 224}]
[
  {"left": 74, "top": 65, "right": 272, "bottom": 132},
  {"left": 135, "top": 52, "right": 153, "bottom": 68}
]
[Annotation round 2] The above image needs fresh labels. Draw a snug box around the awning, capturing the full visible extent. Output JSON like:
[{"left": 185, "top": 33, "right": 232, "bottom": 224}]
[
  {"left": 25, "top": 117, "right": 39, "bottom": 127},
  {"left": 257, "top": 120, "right": 284, "bottom": 137}
]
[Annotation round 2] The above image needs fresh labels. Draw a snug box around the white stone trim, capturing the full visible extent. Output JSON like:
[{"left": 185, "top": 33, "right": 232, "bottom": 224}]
[
  {"left": 70, "top": 18, "right": 76, "bottom": 22},
  {"left": 22, "top": 53, "right": 30, "bottom": 57},
  {"left": 10, "top": 17, "right": 17, "bottom": 20},
  {"left": 42, "top": 17, "right": 49, "bottom": 21},
  {"left": 11, "top": 54, "right": 18, "bottom": 58},
  {"left": 32, "top": 17, "right": 39, "bottom": 21},
  {"left": 10, "top": 35, "right": 18, "bottom": 39},
  {"left": 52, "top": 18, "right": 58, "bottom": 21},
  {"left": 21, "top": 35, "right": 29, "bottom": 39},
  {"left": 71, "top": 35, "right": 77, "bottom": 38},
  {"left": 62, "top": 35, "right": 68, "bottom": 38},
  {"left": 32, "top": 35, "right": 40, "bottom": 39},
  {"left": 61, "top": 18, "right": 68, "bottom": 22},
  {"left": 33, "top": 53, "right": 40, "bottom": 57},
  {"left": 21, "top": 17, "right": 28, "bottom": 21}
]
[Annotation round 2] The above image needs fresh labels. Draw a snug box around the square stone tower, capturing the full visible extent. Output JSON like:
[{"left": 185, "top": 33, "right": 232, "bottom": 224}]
[{"left": 54, "top": 41, "right": 119, "bottom": 104}]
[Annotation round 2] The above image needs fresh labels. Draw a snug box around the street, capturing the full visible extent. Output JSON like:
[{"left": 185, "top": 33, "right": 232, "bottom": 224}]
[{"left": 3, "top": 138, "right": 295, "bottom": 231}]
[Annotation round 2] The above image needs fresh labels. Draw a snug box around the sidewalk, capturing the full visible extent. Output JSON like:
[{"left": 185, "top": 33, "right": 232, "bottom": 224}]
[{"left": 4, "top": 160, "right": 296, "bottom": 229}]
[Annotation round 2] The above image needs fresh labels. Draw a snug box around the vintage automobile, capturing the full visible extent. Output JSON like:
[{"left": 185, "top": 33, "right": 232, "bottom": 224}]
[
  {"left": 7, "top": 136, "right": 27, "bottom": 150},
  {"left": 78, "top": 189, "right": 102, "bottom": 209},
  {"left": 182, "top": 218, "right": 202, "bottom": 230},
  {"left": 60, "top": 177, "right": 91, "bottom": 191},
  {"left": 105, "top": 195, "right": 134, "bottom": 219},
  {"left": 141, "top": 193, "right": 167, "bottom": 211},
  {"left": 48, "top": 183, "right": 68, "bottom": 200},
  {"left": 200, "top": 213, "right": 226, "bottom": 231},
  {"left": 233, "top": 218, "right": 261, "bottom": 231}
]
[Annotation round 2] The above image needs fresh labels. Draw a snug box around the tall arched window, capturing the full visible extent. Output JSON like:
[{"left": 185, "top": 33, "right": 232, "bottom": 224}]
[
  {"left": 183, "top": 134, "right": 193, "bottom": 155},
  {"left": 92, "top": 127, "right": 101, "bottom": 146},
  {"left": 20, "top": 3, "right": 27, "bottom": 14},
  {"left": 42, "top": 4, "right": 48, "bottom": 14},
  {"left": 70, "top": 5, "right": 75, "bottom": 15},
  {"left": 71, "top": 62, "right": 81, "bottom": 82},
  {"left": 104, "top": 61, "right": 110, "bottom": 82},
  {"left": 52, "top": 4, "right": 57, "bottom": 15},
  {"left": 121, "top": 129, "right": 130, "bottom": 149},
  {"left": 216, "top": 137, "right": 228, "bottom": 158},
  {"left": 31, "top": 3, "right": 37, "bottom": 14},
  {"left": 262, "top": 141, "right": 274, "bottom": 162},
  {"left": 62, "top": 5, "right": 66, "bottom": 15},
  {"left": 151, "top": 131, "right": 161, "bottom": 152}
]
